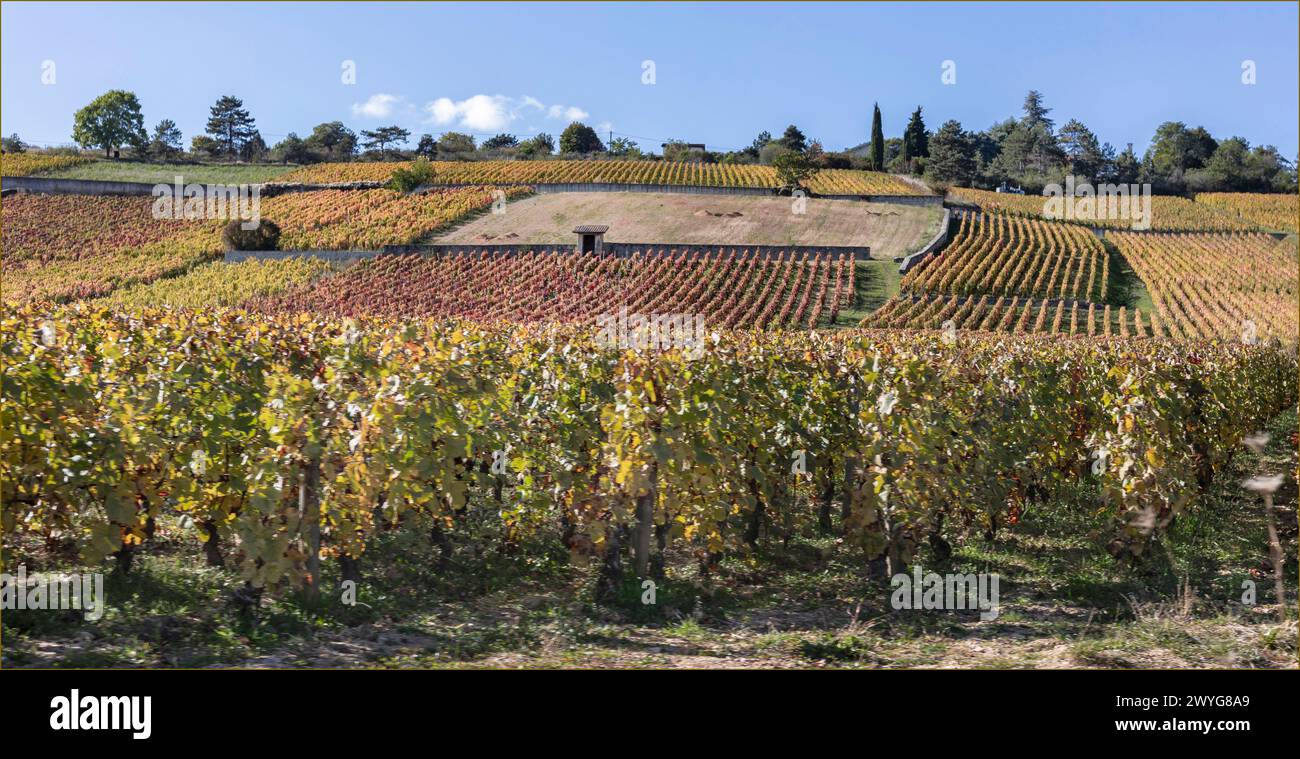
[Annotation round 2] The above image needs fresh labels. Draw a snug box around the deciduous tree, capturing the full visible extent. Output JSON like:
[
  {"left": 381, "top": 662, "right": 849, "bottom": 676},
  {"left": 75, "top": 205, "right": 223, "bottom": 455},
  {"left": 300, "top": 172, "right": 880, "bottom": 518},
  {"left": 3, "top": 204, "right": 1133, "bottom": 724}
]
[
  {"left": 72, "top": 90, "right": 147, "bottom": 157},
  {"left": 559, "top": 122, "right": 604, "bottom": 154}
]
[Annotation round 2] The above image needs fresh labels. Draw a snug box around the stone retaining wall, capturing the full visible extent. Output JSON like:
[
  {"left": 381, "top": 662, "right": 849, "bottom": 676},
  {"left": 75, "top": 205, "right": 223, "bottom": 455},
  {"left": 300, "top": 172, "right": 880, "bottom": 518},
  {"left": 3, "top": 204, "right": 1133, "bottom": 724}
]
[
  {"left": 898, "top": 209, "right": 953, "bottom": 274},
  {"left": 3, "top": 174, "right": 939, "bottom": 205},
  {"left": 223, "top": 250, "right": 382, "bottom": 264},
  {"left": 2, "top": 175, "right": 161, "bottom": 196}
]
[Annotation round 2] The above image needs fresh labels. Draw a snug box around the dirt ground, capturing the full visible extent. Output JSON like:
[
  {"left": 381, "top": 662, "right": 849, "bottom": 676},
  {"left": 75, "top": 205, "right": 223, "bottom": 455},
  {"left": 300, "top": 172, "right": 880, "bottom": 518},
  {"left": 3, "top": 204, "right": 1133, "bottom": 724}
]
[{"left": 434, "top": 192, "right": 943, "bottom": 260}]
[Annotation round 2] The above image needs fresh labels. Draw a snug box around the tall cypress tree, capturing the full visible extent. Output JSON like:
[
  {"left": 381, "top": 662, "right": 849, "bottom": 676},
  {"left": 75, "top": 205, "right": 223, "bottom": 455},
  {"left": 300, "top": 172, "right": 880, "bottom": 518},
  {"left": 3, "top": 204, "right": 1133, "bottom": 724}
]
[{"left": 869, "top": 103, "right": 885, "bottom": 171}]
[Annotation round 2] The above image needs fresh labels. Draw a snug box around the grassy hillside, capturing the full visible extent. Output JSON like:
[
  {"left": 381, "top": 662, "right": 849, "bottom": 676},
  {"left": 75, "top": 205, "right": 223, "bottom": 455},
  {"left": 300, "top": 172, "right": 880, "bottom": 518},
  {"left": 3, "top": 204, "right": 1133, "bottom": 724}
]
[
  {"left": 37, "top": 160, "right": 298, "bottom": 184},
  {"left": 434, "top": 191, "right": 942, "bottom": 259}
]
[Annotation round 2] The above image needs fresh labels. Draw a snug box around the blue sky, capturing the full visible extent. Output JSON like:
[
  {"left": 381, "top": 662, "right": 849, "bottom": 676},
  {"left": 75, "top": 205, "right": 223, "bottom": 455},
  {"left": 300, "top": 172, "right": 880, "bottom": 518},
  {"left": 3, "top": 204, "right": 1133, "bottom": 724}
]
[{"left": 2, "top": 1, "right": 1297, "bottom": 157}]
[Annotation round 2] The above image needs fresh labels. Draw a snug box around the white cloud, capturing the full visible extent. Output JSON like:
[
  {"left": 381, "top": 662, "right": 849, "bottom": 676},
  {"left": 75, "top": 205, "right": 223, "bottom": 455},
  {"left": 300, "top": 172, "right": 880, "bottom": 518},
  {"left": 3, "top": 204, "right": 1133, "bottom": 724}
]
[
  {"left": 597, "top": 121, "right": 614, "bottom": 135},
  {"left": 424, "top": 94, "right": 512, "bottom": 131},
  {"left": 426, "top": 97, "right": 460, "bottom": 125},
  {"left": 460, "top": 95, "right": 515, "bottom": 131},
  {"left": 547, "top": 104, "right": 589, "bottom": 121},
  {"left": 351, "top": 93, "right": 402, "bottom": 119},
  {"left": 422, "top": 95, "right": 592, "bottom": 132}
]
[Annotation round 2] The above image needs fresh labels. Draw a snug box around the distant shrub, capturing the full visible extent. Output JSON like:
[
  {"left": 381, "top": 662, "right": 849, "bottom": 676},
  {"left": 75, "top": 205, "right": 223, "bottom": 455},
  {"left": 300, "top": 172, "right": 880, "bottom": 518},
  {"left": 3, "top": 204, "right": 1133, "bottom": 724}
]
[
  {"left": 388, "top": 158, "right": 437, "bottom": 193},
  {"left": 222, "top": 219, "right": 281, "bottom": 251},
  {"left": 44, "top": 145, "right": 87, "bottom": 157}
]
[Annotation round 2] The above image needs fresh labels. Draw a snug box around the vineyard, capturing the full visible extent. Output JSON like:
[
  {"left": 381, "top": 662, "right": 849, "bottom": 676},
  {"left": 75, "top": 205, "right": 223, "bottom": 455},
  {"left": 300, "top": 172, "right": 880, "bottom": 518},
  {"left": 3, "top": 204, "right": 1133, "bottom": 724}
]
[
  {"left": 868, "top": 204, "right": 1300, "bottom": 340},
  {"left": 948, "top": 187, "right": 1264, "bottom": 232},
  {"left": 3, "top": 304, "right": 1293, "bottom": 599},
  {"left": 0, "top": 153, "right": 96, "bottom": 177},
  {"left": 1, "top": 193, "right": 222, "bottom": 302},
  {"left": 2, "top": 164, "right": 1297, "bottom": 669},
  {"left": 5, "top": 0, "right": 1300, "bottom": 677},
  {"left": 272, "top": 159, "right": 929, "bottom": 196},
  {"left": 1194, "top": 192, "right": 1300, "bottom": 233},
  {"left": 868, "top": 294, "right": 1164, "bottom": 337},
  {"left": 107, "top": 257, "right": 338, "bottom": 309},
  {"left": 1109, "top": 231, "right": 1299, "bottom": 341},
  {"left": 251, "top": 248, "right": 853, "bottom": 328},
  {"left": 898, "top": 212, "right": 1108, "bottom": 301},
  {"left": 263, "top": 186, "right": 533, "bottom": 250},
  {"left": 1, "top": 186, "right": 530, "bottom": 304},
  {"left": 868, "top": 211, "right": 1119, "bottom": 334}
]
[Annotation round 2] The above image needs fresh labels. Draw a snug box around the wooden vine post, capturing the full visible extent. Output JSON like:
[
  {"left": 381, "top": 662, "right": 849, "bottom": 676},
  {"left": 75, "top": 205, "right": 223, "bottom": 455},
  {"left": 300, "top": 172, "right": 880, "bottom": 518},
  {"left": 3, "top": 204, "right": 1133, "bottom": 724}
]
[{"left": 300, "top": 456, "right": 322, "bottom": 599}]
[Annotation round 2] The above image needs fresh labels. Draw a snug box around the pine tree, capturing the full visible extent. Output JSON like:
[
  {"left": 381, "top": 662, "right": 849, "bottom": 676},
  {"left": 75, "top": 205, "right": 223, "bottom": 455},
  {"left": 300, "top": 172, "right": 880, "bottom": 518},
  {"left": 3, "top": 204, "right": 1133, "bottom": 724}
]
[
  {"left": 780, "top": 124, "right": 807, "bottom": 153},
  {"left": 925, "top": 120, "right": 976, "bottom": 186},
  {"left": 903, "top": 106, "right": 929, "bottom": 172},
  {"left": 205, "top": 95, "right": 257, "bottom": 158},
  {"left": 149, "top": 119, "right": 183, "bottom": 159}
]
